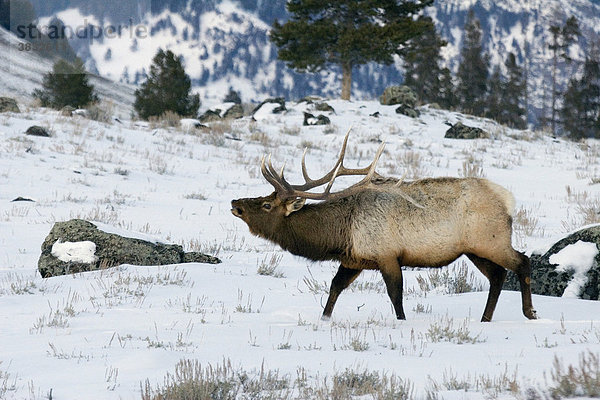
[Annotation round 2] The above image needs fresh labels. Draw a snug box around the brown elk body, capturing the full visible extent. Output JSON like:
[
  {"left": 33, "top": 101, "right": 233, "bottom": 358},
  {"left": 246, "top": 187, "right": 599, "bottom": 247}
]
[{"left": 231, "top": 132, "right": 537, "bottom": 322}]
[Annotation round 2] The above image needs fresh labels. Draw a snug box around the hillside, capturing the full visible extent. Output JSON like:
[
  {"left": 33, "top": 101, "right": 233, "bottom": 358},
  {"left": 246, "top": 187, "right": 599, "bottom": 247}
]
[
  {"left": 25, "top": 0, "right": 600, "bottom": 117},
  {"left": 0, "top": 97, "right": 599, "bottom": 398},
  {"left": 0, "top": 26, "right": 135, "bottom": 117}
]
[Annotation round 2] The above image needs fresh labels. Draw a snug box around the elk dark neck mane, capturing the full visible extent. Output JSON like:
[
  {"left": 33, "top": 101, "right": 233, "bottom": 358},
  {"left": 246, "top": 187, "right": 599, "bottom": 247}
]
[{"left": 268, "top": 200, "right": 352, "bottom": 261}]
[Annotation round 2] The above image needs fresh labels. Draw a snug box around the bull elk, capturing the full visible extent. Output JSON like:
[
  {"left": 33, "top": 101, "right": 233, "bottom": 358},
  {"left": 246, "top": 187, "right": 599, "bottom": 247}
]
[{"left": 231, "top": 130, "right": 537, "bottom": 322}]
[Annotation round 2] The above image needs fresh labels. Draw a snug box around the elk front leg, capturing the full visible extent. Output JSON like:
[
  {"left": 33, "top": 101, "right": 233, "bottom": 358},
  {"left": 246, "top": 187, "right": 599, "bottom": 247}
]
[
  {"left": 322, "top": 265, "right": 362, "bottom": 320},
  {"left": 380, "top": 257, "right": 406, "bottom": 320}
]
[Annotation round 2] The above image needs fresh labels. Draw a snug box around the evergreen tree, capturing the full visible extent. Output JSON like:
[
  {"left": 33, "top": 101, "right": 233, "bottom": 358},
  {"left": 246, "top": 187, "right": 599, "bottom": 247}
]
[
  {"left": 134, "top": 49, "right": 200, "bottom": 119},
  {"left": 223, "top": 88, "right": 242, "bottom": 104},
  {"left": 485, "top": 66, "right": 503, "bottom": 122},
  {"left": 33, "top": 58, "right": 97, "bottom": 109},
  {"left": 501, "top": 52, "right": 527, "bottom": 129},
  {"left": 437, "top": 67, "right": 456, "bottom": 109},
  {"left": 547, "top": 16, "right": 581, "bottom": 134},
  {"left": 402, "top": 16, "right": 455, "bottom": 107},
  {"left": 270, "top": 0, "right": 433, "bottom": 100},
  {"left": 561, "top": 56, "right": 600, "bottom": 139},
  {"left": 456, "top": 9, "right": 489, "bottom": 116}
]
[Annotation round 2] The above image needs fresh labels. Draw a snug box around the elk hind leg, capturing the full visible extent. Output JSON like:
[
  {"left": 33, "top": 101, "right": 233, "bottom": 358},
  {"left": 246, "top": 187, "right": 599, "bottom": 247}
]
[
  {"left": 380, "top": 257, "right": 406, "bottom": 320},
  {"left": 322, "top": 265, "right": 362, "bottom": 320},
  {"left": 485, "top": 249, "right": 537, "bottom": 320},
  {"left": 467, "top": 254, "right": 507, "bottom": 322}
]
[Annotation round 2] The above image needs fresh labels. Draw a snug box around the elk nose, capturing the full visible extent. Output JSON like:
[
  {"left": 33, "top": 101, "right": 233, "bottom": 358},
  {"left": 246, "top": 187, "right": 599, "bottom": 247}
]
[{"left": 231, "top": 200, "right": 243, "bottom": 217}]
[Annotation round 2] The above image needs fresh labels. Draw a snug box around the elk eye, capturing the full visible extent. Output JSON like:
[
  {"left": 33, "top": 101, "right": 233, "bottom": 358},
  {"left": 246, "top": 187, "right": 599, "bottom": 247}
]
[{"left": 262, "top": 203, "right": 272, "bottom": 210}]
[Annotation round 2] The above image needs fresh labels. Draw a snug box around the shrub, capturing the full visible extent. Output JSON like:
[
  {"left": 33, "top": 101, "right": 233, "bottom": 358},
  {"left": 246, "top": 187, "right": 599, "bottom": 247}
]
[{"left": 33, "top": 58, "right": 97, "bottom": 109}]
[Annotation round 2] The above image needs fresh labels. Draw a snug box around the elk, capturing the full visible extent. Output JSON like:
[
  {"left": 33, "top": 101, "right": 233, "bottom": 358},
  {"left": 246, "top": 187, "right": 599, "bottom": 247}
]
[{"left": 231, "top": 130, "right": 537, "bottom": 322}]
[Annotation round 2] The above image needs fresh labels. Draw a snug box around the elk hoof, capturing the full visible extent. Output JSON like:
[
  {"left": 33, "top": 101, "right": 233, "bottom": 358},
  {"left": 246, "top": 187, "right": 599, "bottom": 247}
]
[{"left": 524, "top": 308, "right": 538, "bottom": 320}]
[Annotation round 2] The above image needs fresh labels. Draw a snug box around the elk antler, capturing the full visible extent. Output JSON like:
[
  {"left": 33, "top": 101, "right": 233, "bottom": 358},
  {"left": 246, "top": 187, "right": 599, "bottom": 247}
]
[
  {"left": 260, "top": 128, "right": 425, "bottom": 208},
  {"left": 261, "top": 134, "right": 386, "bottom": 201},
  {"left": 293, "top": 127, "right": 384, "bottom": 191}
]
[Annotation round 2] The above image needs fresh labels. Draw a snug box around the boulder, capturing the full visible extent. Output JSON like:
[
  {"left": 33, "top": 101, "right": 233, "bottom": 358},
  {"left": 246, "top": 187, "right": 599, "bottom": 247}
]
[
  {"left": 222, "top": 103, "right": 244, "bottom": 119},
  {"left": 60, "top": 105, "right": 75, "bottom": 117},
  {"left": 25, "top": 125, "right": 50, "bottom": 137},
  {"left": 504, "top": 225, "right": 600, "bottom": 299},
  {"left": 252, "top": 98, "right": 286, "bottom": 116},
  {"left": 199, "top": 109, "right": 222, "bottom": 123},
  {"left": 199, "top": 103, "right": 243, "bottom": 122},
  {"left": 303, "top": 112, "right": 330, "bottom": 126},
  {"left": 444, "top": 122, "right": 489, "bottom": 139},
  {"left": 379, "top": 85, "right": 417, "bottom": 107},
  {"left": 0, "top": 97, "right": 20, "bottom": 113},
  {"left": 314, "top": 102, "right": 335, "bottom": 113},
  {"left": 396, "top": 104, "right": 420, "bottom": 118},
  {"left": 38, "top": 219, "right": 221, "bottom": 278}
]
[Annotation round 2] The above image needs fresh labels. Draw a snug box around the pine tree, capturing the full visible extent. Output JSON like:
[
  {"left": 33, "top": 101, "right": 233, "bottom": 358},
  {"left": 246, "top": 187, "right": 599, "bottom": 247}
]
[
  {"left": 501, "top": 52, "right": 527, "bottom": 129},
  {"left": 134, "top": 49, "right": 200, "bottom": 119},
  {"left": 561, "top": 55, "right": 600, "bottom": 139},
  {"left": 402, "top": 17, "right": 454, "bottom": 106},
  {"left": 456, "top": 9, "right": 489, "bottom": 116},
  {"left": 33, "top": 58, "right": 97, "bottom": 109},
  {"left": 437, "top": 67, "right": 456, "bottom": 109},
  {"left": 485, "top": 66, "right": 503, "bottom": 122},
  {"left": 548, "top": 16, "right": 581, "bottom": 134},
  {"left": 270, "top": 0, "right": 433, "bottom": 100}
]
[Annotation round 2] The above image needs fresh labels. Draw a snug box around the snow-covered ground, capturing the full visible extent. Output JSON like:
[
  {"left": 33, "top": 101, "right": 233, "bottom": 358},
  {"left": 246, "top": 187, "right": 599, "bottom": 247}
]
[{"left": 0, "top": 100, "right": 599, "bottom": 399}]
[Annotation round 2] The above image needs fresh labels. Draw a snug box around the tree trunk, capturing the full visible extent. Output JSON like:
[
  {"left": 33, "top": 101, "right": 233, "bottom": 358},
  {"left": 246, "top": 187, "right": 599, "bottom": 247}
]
[{"left": 341, "top": 62, "right": 352, "bottom": 101}]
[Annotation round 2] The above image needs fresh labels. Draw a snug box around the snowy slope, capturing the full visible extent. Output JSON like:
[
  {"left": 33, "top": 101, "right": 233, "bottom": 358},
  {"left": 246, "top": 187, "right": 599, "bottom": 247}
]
[
  {"left": 0, "top": 26, "right": 136, "bottom": 117},
  {"left": 0, "top": 99, "right": 599, "bottom": 398}
]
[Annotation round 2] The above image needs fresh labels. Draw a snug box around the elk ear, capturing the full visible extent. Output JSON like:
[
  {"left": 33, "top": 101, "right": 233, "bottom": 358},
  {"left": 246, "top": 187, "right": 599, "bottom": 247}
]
[{"left": 284, "top": 198, "right": 305, "bottom": 216}]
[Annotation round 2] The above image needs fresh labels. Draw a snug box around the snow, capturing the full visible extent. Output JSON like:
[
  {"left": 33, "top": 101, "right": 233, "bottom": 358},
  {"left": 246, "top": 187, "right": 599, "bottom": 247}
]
[
  {"left": 549, "top": 241, "right": 599, "bottom": 298},
  {"left": 0, "top": 98, "right": 599, "bottom": 398},
  {"left": 51, "top": 240, "right": 97, "bottom": 264}
]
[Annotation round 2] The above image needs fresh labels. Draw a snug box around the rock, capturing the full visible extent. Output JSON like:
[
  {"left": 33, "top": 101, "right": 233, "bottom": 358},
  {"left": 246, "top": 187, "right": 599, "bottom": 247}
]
[
  {"left": 303, "top": 112, "right": 330, "bottom": 126},
  {"left": 60, "top": 105, "right": 75, "bottom": 117},
  {"left": 379, "top": 85, "right": 417, "bottom": 107},
  {"left": 314, "top": 102, "right": 335, "bottom": 113},
  {"left": 11, "top": 197, "right": 34, "bottom": 202},
  {"left": 504, "top": 225, "right": 600, "bottom": 299},
  {"left": 0, "top": 97, "right": 20, "bottom": 113},
  {"left": 25, "top": 126, "right": 50, "bottom": 137},
  {"left": 298, "top": 96, "right": 321, "bottom": 104},
  {"left": 38, "top": 219, "right": 221, "bottom": 278},
  {"left": 180, "top": 119, "right": 208, "bottom": 131},
  {"left": 199, "top": 109, "right": 222, "bottom": 123},
  {"left": 223, "top": 103, "right": 244, "bottom": 119},
  {"left": 199, "top": 103, "right": 243, "bottom": 122},
  {"left": 252, "top": 98, "right": 286, "bottom": 116},
  {"left": 395, "top": 104, "right": 420, "bottom": 118},
  {"left": 444, "top": 122, "right": 489, "bottom": 139},
  {"left": 370, "top": 111, "right": 381, "bottom": 118}
]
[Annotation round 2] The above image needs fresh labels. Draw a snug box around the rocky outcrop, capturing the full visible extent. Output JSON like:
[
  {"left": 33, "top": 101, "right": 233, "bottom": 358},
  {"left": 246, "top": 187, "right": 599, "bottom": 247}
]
[
  {"left": 504, "top": 225, "right": 600, "bottom": 299},
  {"left": 252, "top": 98, "right": 286, "bottom": 119},
  {"left": 25, "top": 126, "right": 50, "bottom": 137},
  {"left": 444, "top": 122, "right": 489, "bottom": 139},
  {"left": 303, "top": 112, "right": 330, "bottom": 126},
  {"left": 0, "top": 97, "right": 20, "bottom": 113},
  {"left": 38, "top": 219, "right": 221, "bottom": 278}
]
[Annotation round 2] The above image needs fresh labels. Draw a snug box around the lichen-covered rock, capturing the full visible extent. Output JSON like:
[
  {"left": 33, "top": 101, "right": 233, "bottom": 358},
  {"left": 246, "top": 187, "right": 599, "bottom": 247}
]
[
  {"left": 444, "top": 122, "right": 488, "bottom": 139},
  {"left": 0, "top": 97, "right": 20, "bottom": 113},
  {"left": 252, "top": 98, "right": 286, "bottom": 116},
  {"left": 504, "top": 225, "right": 600, "bottom": 299},
  {"left": 303, "top": 112, "right": 330, "bottom": 126},
  {"left": 395, "top": 104, "right": 420, "bottom": 118},
  {"left": 314, "top": 102, "right": 335, "bottom": 113},
  {"left": 38, "top": 219, "right": 221, "bottom": 278},
  {"left": 60, "top": 105, "right": 75, "bottom": 117},
  {"left": 25, "top": 126, "right": 50, "bottom": 137},
  {"left": 222, "top": 103, "right": 244, "bottom": 119},
  {"left": 198, "top": 109, "right": 222, "bottom": 123},
  {"left": 379, "top": 85, "right": 417, "bottom": 107}
]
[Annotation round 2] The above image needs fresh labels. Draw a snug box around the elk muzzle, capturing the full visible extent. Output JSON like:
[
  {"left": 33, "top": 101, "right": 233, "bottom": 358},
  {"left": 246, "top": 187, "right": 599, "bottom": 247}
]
[{"left": 231, "top": 199, "right": 244, "bottom": 218}]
